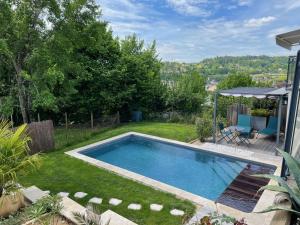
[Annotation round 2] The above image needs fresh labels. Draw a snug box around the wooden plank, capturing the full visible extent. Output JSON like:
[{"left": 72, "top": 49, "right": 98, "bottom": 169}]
[
  {"left": 217, "top": 163, "right": 275, "bottom": 212},
  {"left": 27, "top": 120, "right": 55, "bottom": 154}
]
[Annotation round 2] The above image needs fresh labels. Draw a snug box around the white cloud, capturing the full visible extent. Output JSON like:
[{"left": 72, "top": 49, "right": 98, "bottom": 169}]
[
  {"left": 237, "top": 0, "right": 252, "bottom": 6},
  {"left": 99, "top": 0, "right": 145, "bottom": 21},
  {"left": 102, "top": 7, "right": 146, "bottom": 21},
  {"left": 244, "top": 16, "right": 276, "bottom": 28},
  {"left": 166, "top": 0, "right": 213, "bottom": 17},
  {"left": 96, "top": 0, "right": 293, "bottom": 62},
  {"left": 275, "top": 0, "right": 300, "bottom": 12},
  {"left": 108, "top": 21, "right": 152, "bottom": 35}
]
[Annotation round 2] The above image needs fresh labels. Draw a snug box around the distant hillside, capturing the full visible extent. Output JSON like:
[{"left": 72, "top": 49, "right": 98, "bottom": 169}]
[{"left": 160, "top": 56, "right": 288, "bottom": 82}]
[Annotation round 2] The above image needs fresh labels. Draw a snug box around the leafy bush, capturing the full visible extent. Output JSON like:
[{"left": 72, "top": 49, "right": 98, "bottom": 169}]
[
  {"left": 251, "top": 108, "right": 270, "bottom": 117},
  {"left": 195, "top": 115, "right": 213, "bottom": 142},
  {"left": 168, "top": 112, "right": 184, "bottom": 123}
]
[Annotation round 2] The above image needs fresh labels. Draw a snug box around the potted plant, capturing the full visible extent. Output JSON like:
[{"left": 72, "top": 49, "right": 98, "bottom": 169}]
[
  {"left": 251, "top": 108, "right": 270, "bottom": 131},
  {"left": 0, "top": 120, "right": 40, "bottom": 217}
]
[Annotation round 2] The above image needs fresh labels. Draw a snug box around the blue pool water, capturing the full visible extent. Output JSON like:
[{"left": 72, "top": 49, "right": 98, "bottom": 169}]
[{"left": 81, "top": 135, "right": 249, "bottom": 200}]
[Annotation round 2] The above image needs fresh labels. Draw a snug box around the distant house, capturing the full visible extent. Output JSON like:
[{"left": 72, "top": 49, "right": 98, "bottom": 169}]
[{"left": 206, "top": 79, "right": 218, "bottom": 92}]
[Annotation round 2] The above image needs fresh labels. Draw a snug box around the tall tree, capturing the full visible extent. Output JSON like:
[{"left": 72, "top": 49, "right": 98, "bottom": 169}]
[
  {"left": 166, "top": 71, "right": 207, "bottom": 113},
  {"left": 28, "top": 0, "right": 107, "bottom": 120},
  {"left": 0, "top": 0, "right": 59, "bottom": 123},
  {"left": 118, "top": 35, "right": 164, "bottom": 116}
]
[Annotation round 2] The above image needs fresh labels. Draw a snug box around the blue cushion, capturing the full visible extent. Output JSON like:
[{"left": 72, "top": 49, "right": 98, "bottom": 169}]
[
  {"left": 267, "top": 117, "right": 278, "bottom": 130},
  {"left": 259, "top": 128, "right": 277, "bottom": 135},
  {"left": 238, "top": 114, "right": 251, "bottom": 127}
]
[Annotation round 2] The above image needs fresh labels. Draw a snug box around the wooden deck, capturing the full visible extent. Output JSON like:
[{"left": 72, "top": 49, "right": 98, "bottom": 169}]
[
  {"left": 216, "top": 134, "right": 284, "bottom": 155},
  {"left": 217, "top": 163, "right": 275, "bottom": 212}
]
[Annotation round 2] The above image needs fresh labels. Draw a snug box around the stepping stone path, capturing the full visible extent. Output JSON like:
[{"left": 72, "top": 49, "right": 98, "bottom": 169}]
[
  {"left": 150, "top": 204, "right": 163, "bottom": 212},
  {"left": 58, "top": 192, "right": 69, "bottom": 197},
  {"left": 56, "top": 190, "right": 183, "bottom": 217},
  {"left": 109, "top": 198, "right": 122, "bottom": 206},
  {"left": 128, "top": 203, "right": 142, "bottom": 210},
  {"left": 88, "top": 197, "right": 102, "bottom": 205},
  {"left": 74, "top": 192, "right": 88, "bottom": 199},
  {"left": 170, "top": 209, "right": 185, "bottom": 216}
]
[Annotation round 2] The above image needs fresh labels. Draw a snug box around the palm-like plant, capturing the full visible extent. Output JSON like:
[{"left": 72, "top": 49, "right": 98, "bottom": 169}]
[
  {"left": 73, "top": 204, "right": 110, "bottom": 225},
  {"left": 254, "top": 148, "right": 300, "bottom": 215},
  {"left": 0, "top": 120, "right": 40, "bottom": 197}
]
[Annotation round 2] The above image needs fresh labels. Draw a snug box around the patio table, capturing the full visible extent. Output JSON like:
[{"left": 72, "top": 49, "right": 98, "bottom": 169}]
[
  {"left": 226, "top": 126, "right": 250, "bottom": 145},
  {"left": 227, "top": 126, "right": 245, "bottom": 132}
]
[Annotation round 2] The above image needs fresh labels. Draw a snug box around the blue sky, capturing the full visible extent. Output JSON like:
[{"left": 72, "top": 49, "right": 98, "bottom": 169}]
[{"left": 96, "top": 0, "right": 300, "bottom": 62}]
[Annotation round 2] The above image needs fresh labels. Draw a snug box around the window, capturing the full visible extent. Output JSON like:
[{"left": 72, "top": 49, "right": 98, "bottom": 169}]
[
  {"left": 292, "top": 93, "right": 300, "bottom": 160},
  {"left": 287, "top": 56, "right": 297, "bottom": 88}
]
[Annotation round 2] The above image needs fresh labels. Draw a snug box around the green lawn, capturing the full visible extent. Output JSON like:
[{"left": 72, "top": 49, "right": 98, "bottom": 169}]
[{"left": 20, "top": 122, "right": 198, "bottom": 225}]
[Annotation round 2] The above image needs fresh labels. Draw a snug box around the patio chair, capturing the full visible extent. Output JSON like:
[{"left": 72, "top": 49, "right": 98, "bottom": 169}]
[
  {"left": 235, "top": 131, "right": 251, "bottom": 145},
  {"left": 257, "top": 116, "right": 278, "bottom": 138},
  {"left": 218, "top": 123, "right": 234, "bottom": 143},
  {"left": 237, "top": 114, "right": 252, "bottom": 138}
]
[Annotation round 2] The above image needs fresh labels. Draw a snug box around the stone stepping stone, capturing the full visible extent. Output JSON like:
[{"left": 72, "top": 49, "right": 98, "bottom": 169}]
[
  {"left": 109, "top": 198, "right": 122, "bottom": 206},
  {"left": 150, "top": 204, "right": 163, "bottom": 211},
  {"left": 88, "top": 197, "right": 102, "bottom": 205},
  {"left": 170, "top": 209, "right": 185, "bottom": 216},
  {"left": 128, "top": 203, "right": 142, "bottom": 210},
  {"left": 22, "top": 186, "right": 49, "bottom": 203},
  {"left": 74, "top": 192, "right": 88, "bottom": 199},
  {"left": 57, "top": 192, "right": 69, "bottom": 197}
]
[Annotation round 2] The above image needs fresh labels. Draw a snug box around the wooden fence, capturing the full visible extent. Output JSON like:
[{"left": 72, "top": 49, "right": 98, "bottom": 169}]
[
  {"left": 27, "top": 120, "right": 55, "bottom": 154},
  {"left": 227, "top": 104, "right": 250, "bottom": 126}
]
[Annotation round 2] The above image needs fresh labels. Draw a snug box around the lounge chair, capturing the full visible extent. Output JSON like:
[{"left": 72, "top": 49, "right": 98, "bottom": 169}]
[
  {"left": 257, "top": 116, "right": 278, "bottom": 138},
  {"left": 237, "top": 114, "right": 252, "bottom": 138},
  {"left": 218, "top": 123, "right": 234, "bottom": 143}
]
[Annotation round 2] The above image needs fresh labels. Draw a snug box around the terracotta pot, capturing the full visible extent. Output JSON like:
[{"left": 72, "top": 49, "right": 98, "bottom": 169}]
[{"left": 0, "top": 193, "right": 25, "bottom": 217}]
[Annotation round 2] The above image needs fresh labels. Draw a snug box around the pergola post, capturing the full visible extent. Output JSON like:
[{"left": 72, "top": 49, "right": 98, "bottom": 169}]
[
  {"left": 213, "top": 92, "right": 218, "bottom": 143},
  {"left": 276, "top": 96, "right": 283, "bottom": 145}
]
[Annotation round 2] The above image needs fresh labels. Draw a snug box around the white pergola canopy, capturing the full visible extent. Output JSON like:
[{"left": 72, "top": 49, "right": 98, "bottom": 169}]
[
  {"left": 219, "top": 87, "right": 288, "bottom": 99},
  {"left": 276, "top": 29, "right": 300, "bottom": 50}
]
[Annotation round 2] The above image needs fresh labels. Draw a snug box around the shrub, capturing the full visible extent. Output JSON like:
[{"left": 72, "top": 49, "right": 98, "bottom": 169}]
[
  {"left": 251, "top": 108, "right": 270, "bottom": 117},
  {"left": 195, "top": 115, "right": 213, "bottom": 142},
  {"left": 168, "top": 112, "right": 183, "bottom": 123}
]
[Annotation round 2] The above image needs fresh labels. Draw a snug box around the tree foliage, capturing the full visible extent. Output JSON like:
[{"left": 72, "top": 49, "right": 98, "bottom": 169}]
[
  {"left": 161, "top": 56, "right": 288, "bottom": 82},
  {"left": 0, "top": 0, "right": 164, "bottom": 124},
  {"left": 166, "top": 71, "right": 207, "bottom": 113},
  {"left": 217, "top": 72, "right": 255, "bottom": 90}
]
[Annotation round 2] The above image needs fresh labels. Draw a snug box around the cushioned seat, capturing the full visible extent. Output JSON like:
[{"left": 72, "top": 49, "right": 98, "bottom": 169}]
[
  {"left": 237, "top": 114, "right": 252, "bottom": 138},
  {"left": 258, "top": 116, "right": 278, "bottom": 137}
]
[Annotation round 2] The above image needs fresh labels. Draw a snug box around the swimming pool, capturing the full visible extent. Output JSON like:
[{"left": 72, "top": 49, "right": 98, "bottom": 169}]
[{"left": 68, "top": 132, "right": 276, "bottom": 212}]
